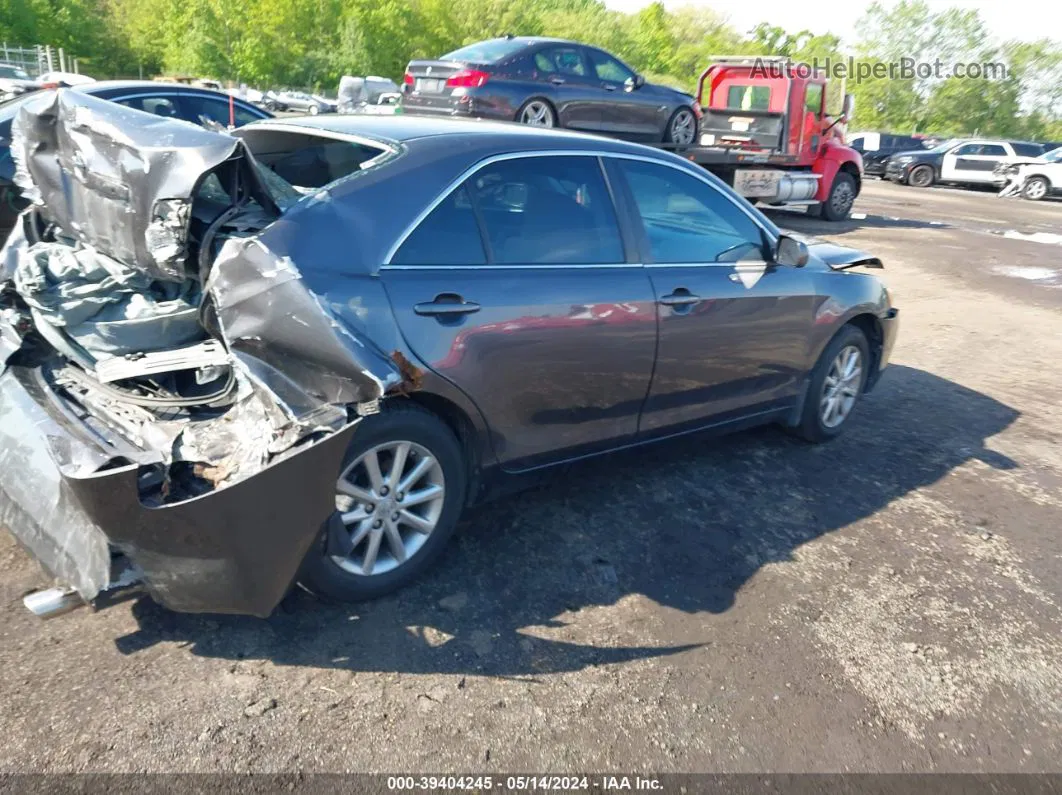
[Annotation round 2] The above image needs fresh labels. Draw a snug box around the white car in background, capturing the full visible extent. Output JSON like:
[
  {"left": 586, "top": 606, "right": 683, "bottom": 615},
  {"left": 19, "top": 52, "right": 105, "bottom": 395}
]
[{"left": 996, "top": 147, "right": 1062, "bottom": 201}]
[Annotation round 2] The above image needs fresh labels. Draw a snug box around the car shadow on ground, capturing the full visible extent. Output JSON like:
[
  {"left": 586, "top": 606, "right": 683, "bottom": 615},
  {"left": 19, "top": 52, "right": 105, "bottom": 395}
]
[{"left": 116, "top": 365, "right": 1019, "bottom": 677}]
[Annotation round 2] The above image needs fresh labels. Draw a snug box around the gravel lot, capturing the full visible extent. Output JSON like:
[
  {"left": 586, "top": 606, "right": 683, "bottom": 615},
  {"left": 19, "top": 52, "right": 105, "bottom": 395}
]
[{"left": 2, "top": 179, "right": 1061, "bottom": 774}]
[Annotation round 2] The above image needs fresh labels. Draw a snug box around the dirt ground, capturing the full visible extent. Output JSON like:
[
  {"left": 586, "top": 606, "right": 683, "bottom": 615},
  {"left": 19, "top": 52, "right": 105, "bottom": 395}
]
[{"left": 2, "top": 180, "right": 1061, "bottom": 774}]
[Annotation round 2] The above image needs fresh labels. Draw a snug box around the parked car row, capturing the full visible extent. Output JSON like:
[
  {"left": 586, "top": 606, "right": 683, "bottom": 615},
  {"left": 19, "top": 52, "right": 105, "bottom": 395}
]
[{"left": 884, "top": 138, "right": 1047, "bottom": 190}]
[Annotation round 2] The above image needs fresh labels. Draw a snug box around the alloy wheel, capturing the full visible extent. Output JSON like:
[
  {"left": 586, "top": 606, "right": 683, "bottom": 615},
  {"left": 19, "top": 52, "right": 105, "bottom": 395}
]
[
  {"left": 520, "top": 101, "right": 554, "bottom": 127},
  {"left": 1024, "top": 178, "right": 1048, "bottom": 200},
  {"left": 669, "top": 109, "right": 696, "bottom": 144},
  {"left": 332, "top": 441, "right": 446, "bottom": 576},
  {"left": 820, "top": 345, "right": 863, "bottom": 429}
]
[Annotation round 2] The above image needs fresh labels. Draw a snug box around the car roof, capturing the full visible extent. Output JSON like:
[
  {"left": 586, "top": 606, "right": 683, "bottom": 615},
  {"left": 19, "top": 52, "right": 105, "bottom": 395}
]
[
  {"left": 249, "top": 114, "right": 666, "bottom": 156},
  {"left": 72, "top": 80, "right": 233, "bottom": 96}
]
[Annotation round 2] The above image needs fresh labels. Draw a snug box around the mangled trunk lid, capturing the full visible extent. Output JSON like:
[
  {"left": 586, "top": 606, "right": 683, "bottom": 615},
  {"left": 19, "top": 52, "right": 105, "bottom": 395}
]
[{"left": 0, "top": 89, "right": 398, "bottom": 615}]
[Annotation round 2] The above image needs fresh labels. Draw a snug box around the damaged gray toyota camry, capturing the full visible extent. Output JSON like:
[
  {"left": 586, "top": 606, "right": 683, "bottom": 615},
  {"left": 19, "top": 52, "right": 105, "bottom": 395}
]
[{"left": 0, "top": 89, "right": 898, "bottom": 619}]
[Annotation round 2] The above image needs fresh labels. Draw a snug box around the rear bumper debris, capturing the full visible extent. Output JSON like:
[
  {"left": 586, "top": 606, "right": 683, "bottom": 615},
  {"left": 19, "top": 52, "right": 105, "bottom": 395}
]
[{"left": 1, "top": 360, "right": 360, "bottom": 616}]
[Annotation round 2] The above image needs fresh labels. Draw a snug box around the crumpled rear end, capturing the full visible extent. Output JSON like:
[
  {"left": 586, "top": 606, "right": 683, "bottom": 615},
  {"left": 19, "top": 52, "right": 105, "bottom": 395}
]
[{"left": 0, "top": 89, "right": 399, "bottom": 616}]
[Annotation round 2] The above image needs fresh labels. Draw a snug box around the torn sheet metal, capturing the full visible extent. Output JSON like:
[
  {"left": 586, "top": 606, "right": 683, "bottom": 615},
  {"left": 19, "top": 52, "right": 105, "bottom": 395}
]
[
  {"left": 13, "top": 239, "right": 203, "bottom": 360},
  {"left": 10, "top": 89, "right": 243, "bottom": 282},
  {"left": 204, "top": 235, "right": 399, "bottom": 421}
]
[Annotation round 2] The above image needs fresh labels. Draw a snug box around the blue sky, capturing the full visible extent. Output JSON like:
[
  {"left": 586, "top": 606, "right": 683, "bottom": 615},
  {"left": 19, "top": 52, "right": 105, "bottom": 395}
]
[{"left": 603, "top": 0, "right": 1060, "bottom": 47}]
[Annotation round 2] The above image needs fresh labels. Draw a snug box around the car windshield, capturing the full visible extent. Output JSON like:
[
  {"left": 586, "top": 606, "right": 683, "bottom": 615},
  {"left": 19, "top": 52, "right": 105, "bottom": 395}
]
[
  {"left": 0, "top": 65, "right": 30, "bottom": 80},
  {"left": 441, "top": 38, "right": 528, "bottom": 63}
]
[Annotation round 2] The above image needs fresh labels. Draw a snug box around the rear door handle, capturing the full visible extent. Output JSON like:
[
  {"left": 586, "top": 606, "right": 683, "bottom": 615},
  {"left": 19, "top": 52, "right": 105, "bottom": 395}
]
[
  {"left": 660, "top": 289, "right": 701, "bottom": 307},
  {"left": 550, "top": 77, "right": 566, "bottom": 86},
  {"left": 414, "top": 294, "right": 481, "bottom": 317}
]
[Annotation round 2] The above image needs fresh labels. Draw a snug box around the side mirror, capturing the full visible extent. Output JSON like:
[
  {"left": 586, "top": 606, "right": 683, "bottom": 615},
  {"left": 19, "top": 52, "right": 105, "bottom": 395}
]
[
  {"left": 625, "top": 74, "right": 645, "bottom": 92},
  {"left": 776, "top": 235, "right": 809, "bottom": 268},
  {"left": 841, "top": 93, "right": 855, "bottom": 121}
]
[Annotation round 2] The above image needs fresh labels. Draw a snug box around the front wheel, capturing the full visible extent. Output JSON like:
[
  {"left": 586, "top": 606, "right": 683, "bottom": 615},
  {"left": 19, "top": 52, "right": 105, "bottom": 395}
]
[
  {"left": 516, "top": 99, "right": 556, "bottom": 128},
  {"left": 1022, "top": 176, "right": 1049, "bottom": 201},
  {"left": 790, "top": 325, "right": 870, "bottom": 443},
  {"left": 299, "top": 402, "right": 468, "bottom": 601},
  {"left": 309, "top": 104, "right": 320, "bottom": 116},
  {"left": 819, "top": 172, "right": 858, "bottom": 221},
  {"left": 908, "top": 164, "right": 934, "bottom": 188},
  {"left": 664, "top": 107, "right": 697, "bottom": 144}
]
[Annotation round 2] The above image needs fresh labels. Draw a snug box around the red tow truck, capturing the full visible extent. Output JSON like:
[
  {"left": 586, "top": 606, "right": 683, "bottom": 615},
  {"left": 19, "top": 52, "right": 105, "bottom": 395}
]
[{"left": 661, "top": 56, "right": 863, "bottom": 221}]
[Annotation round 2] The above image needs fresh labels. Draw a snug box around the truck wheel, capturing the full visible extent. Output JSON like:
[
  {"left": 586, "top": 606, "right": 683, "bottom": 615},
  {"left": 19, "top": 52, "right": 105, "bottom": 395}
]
[
  {"left": 1022, "top": 176, "right": 1049, "bottom": 201},
  {"left": 299, "top": 402, "right": 468, "bottom": 602},
  {"left": 819, "top": 172, "right": 857, "bottom": 221},
  {"left": 908, "top": 165, "right": 934, "bottom": 188}
]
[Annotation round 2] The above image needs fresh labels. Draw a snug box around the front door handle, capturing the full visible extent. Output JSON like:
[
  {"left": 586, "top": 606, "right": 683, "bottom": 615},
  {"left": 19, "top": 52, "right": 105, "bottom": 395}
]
[
  {"left": 603, "top": 83, "right": 617, "bottom": 92},
  {"left": 550, "top": 77, "right": 566, "bottom": 86},
  {"left": 660, "top": 289, "right": 701, "bottom": 307},
  {"left": 414, "top": 293, "right": 481, "bottom": 317}
]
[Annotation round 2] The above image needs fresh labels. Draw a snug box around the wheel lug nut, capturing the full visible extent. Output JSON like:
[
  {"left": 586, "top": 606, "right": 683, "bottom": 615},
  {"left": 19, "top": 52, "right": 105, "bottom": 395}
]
[
  {"left": 397, "top": 492, "right": 404, "bottom": 501},
  {"left": 373, "top": 519, "right": 382, "bottom": 529},
  {"left": 380, "top": 487, "right": 389, "bottom": 496},
  {"left": 366, "top": 503, "right": 375, "bottom": 512},
  {"left": 392, "top": 512, "right": 399, "bottom": 521}
]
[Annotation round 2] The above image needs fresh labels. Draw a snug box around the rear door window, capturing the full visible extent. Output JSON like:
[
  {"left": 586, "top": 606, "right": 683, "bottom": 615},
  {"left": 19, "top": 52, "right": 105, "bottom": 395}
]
[
  {"left": 1012, "top": 142, "right": 1043, "bottom": 157},
  {"left": 538, "top": 47, "right": 589, "bottom": 79},
  {"left": 174, "top": 95, "right": 264, "bottom": 128},
  {"left": 115, "top": 95, "right": 180, "bottom": 119},
  {"left": 392, "top": 185, "right": 487, "bottom": 266},
  {"left": 980, "top": 144, "right": 1007, "bottom": 157},
  {"left": 467, "top": 156, "right": 624, "bottom": 265}
]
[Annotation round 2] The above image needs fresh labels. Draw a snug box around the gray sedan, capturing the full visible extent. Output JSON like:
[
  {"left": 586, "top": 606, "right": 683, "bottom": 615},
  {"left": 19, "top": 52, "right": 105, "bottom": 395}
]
[{"left": 0, "top": 94, "right": 897, "bottom": 618}]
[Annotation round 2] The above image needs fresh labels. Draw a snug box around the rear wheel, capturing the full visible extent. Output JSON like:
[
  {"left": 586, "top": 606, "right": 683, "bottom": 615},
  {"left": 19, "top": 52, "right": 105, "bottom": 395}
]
[
  {"left": 819, "top": 172, "right": 857, "bottom": 221},
  {"left": 299, "top": 402, "right": 467, "bottom": 601},
  {"left": 791, "top": 324, "right": 870, "bottom": 443},
  {"left": 516, "top": 99, "right": 556, "bottom": 128},
  {"left": 664, "top": 107, "right": 697, "bottom": 144},
  {"left": 1022, "top": 176, "right": 1049, "bottom": 201},
  {"left": 908, "top": 164, "right": 934, "bottom": 188}
]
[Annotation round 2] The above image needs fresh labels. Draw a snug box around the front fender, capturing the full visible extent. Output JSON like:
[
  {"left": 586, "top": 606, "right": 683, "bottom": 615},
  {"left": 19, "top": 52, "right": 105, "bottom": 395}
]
[{"left": 813, "top": 142, "right": 863, "bottom": 201}]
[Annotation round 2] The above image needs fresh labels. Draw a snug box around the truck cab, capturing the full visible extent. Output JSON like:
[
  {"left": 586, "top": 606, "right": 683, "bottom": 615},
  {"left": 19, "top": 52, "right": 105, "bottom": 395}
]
[{"left": 665, "top": 56, "right": 863, "bottom": 221}]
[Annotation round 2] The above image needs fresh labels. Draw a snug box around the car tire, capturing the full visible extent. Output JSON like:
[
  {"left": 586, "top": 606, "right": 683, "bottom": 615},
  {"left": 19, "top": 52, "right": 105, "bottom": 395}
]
[
  {"left": 298, "top": 401, "right": 468, "bottom": 602},
  {"left": 664, "top": 107, "right": 697, "bottom": 145},
  {"left": 790, "top": 324, "right": 871, "bottom": 443},
  {"left": 516, "top": 99, "right": 556, "bottom": 128},
  {"left": 309, "top": 104, "right": 320, "bottom": 116},
  {"left": 908, "top": 164, "right": 934, "bottom": 188},
  {"left": 819, "top": 171, "right": 858, "bottom": 221},
  {"left": 1022, "top": 176, "right": 1050, "bottom": 201}
]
